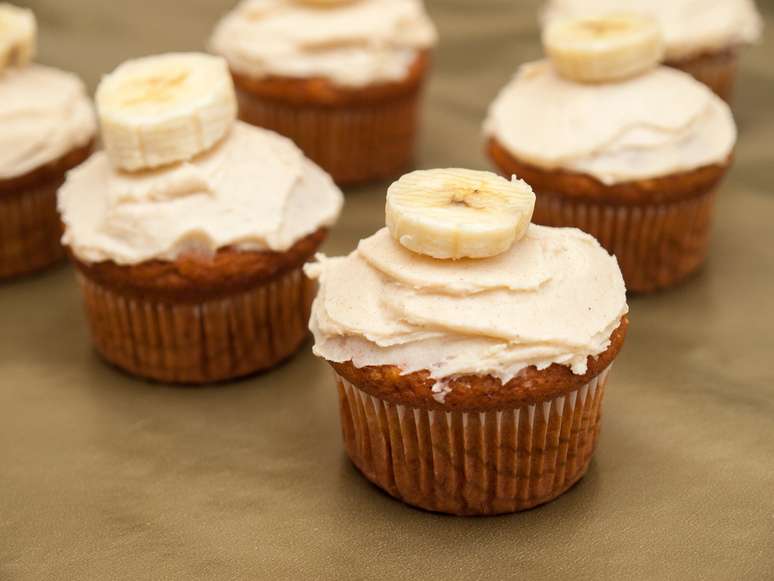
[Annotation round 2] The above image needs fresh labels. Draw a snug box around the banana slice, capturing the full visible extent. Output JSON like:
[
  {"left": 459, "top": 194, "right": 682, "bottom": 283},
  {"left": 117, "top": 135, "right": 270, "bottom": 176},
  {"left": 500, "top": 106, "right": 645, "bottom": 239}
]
[
  {"left": 385, "top": 169, "right": 536, "bottom": 260},
  {"left": 0, "top": 3, "right": 36, "bottom": 71},
  {"left": 96, "top": 53, "right": 237, "bottom": 172},
  {"left": 543, "top": 14, "right": 664, "bottom": 83},
  {"left": 294, "top": 0, "right": 360, "bottom": 7}
]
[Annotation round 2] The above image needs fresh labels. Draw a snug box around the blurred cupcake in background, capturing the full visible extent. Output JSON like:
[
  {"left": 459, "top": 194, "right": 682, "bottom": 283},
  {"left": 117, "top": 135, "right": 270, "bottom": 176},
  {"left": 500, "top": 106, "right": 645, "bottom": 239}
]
[
  {"left": 541, "top": 0, "right": 763, "bottom": 101},
  {"left": 0, "top": 4, "right": 96, "bottom": 280},
  {"left": 210, "top": 0, "right": 437, "bottom": 186},
  {"left": 58, "top": 53, "right": 343, "bottom": 384},
  {"left": 308, "top": 168, "right": 629, "bottom": 515},
  {"left": 485, "top": 14, "right": 736, "bottom": 293}
]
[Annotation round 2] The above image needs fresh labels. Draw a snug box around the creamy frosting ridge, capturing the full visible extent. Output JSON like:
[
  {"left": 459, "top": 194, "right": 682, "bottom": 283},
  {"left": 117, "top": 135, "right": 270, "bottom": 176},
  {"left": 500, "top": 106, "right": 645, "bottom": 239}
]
[
  {"left": 308, "top": 225, "right": 628, "bottom": 390},
  {"left": 0, "top": 64, "right": 96, "bottom": 180},
  {"left": 542, "top": 0, "right": 763, "bottom": 61},
  {"left": 484, "top": 61, "right": 736, "bottom": 185},
  {"left": 210, "top": 0, "right": 437, "bottom": 87},
  {"left": 59, "top": 122, "right": 343, "bottom": 264}
]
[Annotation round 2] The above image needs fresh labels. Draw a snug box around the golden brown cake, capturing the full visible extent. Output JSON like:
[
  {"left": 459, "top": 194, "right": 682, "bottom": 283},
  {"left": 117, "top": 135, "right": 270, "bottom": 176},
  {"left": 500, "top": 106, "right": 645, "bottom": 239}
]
[
  {"left": 210, "top": 0, "right": 437, "bottom": 185},
  {"left": 0, "top": 5, "right": 97, "bottom": 279},
  {"left": 58, "top": 53, "right": 343, "bottom": 384},
  {"left": 308, "top": 169, "right": 630, "bottom": 515}
]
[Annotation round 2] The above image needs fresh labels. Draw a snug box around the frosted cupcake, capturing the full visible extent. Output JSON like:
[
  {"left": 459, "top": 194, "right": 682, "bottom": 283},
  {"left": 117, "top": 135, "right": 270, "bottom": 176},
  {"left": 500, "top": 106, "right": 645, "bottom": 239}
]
[
  {"left": 485, "top": 15, "right": 736, "bottom": 293},
  {"left": 58, "top": 53, "right": 343, "bottom": 384},
  {"left": 308, "top": 168, "right": 629, "bottom": 515},
  {"left": 210, "top": 0, "right": 437, "bottom": 185},
  {"left": 0, "top": 4, "right": 96, "bottom": 279},
  {"left": 541, "top": 0, "right": 763, "bottom": 101}
]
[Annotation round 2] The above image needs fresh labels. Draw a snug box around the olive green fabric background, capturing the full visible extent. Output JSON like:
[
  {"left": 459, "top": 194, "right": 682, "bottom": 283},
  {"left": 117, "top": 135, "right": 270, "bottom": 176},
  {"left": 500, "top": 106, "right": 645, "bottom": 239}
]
[{"left": 2, "top": 1, "right": 773, "bottom": 579}]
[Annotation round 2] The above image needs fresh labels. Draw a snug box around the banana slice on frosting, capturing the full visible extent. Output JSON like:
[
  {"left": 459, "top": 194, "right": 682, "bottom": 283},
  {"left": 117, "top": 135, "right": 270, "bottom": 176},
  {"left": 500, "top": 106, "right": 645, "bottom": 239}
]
[
  {"left": 0, "top": 3, "right": 36, "bottom": 72},
  {"left": 543, "top": 14, "right": 665, "bottom": 83},
  {"left": 96, "top": 53, "right": 237, "bottom": 172},
  {"left": 386, "top": 168, "right": 536, "bottom": 260}
]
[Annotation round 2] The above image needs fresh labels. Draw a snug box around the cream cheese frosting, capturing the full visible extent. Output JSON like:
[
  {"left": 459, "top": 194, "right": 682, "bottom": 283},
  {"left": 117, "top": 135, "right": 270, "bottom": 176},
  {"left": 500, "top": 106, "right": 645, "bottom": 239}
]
[
  {"left": 0, "top": 64, "right": 96, "bottom": 180},
  {"left": 58, "top": 122, "right": 344, "bottom": 264},
  {"left": 210, "top": 0, "right": 437, "bottom": 88},
  {"left": 307, "top": 225, "right": 628, "bottom": 389},
  {"left": 484, "top": 61, "right": 736, "bottom": 185},
  {"left": 542, "top": 0, "right": 763, "bottom": 61}
]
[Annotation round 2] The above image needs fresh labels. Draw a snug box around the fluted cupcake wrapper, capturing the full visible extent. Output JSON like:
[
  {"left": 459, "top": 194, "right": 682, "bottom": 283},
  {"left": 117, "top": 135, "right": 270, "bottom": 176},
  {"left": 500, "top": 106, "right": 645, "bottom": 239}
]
[
  {"left": 0, "top": 178, "right": 65, "bottom": 280},
  {"left": 335, "top": 366, "right": 611, "bottom": 516},
  {"left": 534, "top": 189, "right": 716, "bottom": 293},
  {"left": 77, "top": 267, "right": 315, "bottom": 384},
  {"left": 668, "top": 51, "right": 738, "bottom": 103},
  {"left": 237, "top": 90, "right": 421, "bottom": 186}
]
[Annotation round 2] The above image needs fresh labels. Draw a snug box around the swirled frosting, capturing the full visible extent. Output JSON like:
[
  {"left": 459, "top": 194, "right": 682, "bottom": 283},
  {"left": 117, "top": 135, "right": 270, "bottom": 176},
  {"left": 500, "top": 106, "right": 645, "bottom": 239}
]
[
  {"left": 307, "top": 225, "right": 628, "bottom": 391},
  {"left": 58, "top": 122, "right": 343, "bottom": 264},
  {"left": 542, "top": 0, "right": 763, "bottom": 61},
  {"left": 484, "top": 61, "right": 736, "bottom": 185},
  {"left": 210, "top": 0, "right": 437, "bottom": 88},
  {"left": 0, "top": 64, "right": 96, "bottom": 180}
]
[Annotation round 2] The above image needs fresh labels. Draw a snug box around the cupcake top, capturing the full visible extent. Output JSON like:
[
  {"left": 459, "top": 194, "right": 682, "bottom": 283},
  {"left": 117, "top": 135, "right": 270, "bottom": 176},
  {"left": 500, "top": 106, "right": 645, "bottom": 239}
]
[
  {"left": 59, "top": 53, "right": 343, "bottom": 265},
  {"left": 307, "top": 169, "right": 628, "bottom": 399},
  {"left": 484, "top": 15, "right": 736, "bottom": 185},
  {"left": 542, "top": 0, "right": 763, "bottom": 62},
  {"left": 0, "top": 5, "right": 96, "bottom": 180},
  {"left": 210, "top": 0, "right": 437, "bottom": 88}
]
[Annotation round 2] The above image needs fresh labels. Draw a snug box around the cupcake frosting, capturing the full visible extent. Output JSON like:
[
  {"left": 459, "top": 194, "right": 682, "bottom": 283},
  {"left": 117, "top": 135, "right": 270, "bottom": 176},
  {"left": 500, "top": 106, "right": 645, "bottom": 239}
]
[
  {"left": 59, "top": 122, "right": 343, "bottom": 265},
  {"left": 210, "top": 0, "right": 437, "bottom": 88},
  {"left": 307, "top": 224, "right": 628, "bottom": 392},
  {"left": 542, "top": 0, "right": 763, "bottom": 61},
  {"left": 484, "top": 61, "right": 736, "bottom": 185},
  {"left": 0, "top": 64, "right": 96, "bottom": 180}
]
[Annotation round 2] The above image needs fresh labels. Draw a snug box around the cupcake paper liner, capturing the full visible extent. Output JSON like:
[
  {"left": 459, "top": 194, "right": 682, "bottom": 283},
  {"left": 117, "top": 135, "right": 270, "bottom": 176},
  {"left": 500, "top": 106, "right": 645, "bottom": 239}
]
[
  {"left": 335, "top": 366, "right": 611, "bottom": 516},
  {"left": 534, "top": 189, "right": 716, "bottom": 293},
  {"left": 77, "top": 266, "right": 316, "bottom": 384},
  {"left": 237, "top": 89, "right": 421, "bottom": 186},
  {"left": 668, "top": 51, "right": 738, "bottom": 103},
  {"left": 0, "top": 178, "right": 65, "bottom": 279}
]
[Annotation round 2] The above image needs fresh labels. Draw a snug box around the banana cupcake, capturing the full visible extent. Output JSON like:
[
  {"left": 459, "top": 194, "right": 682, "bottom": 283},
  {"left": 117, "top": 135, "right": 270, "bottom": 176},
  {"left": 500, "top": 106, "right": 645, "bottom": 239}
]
[
  {"left": 541, "top": 0, "right": 763, "bottom": 101},
  {"left": 210, "top": 0, "right": 437, "bottom": 186},
  {"left": 307, "top": 169, "right": 629, "bottom": 515},
  {"left": 58, "top": 53, "right": 343, "bottom": 384},
  {"left": 485, "top": 15, "right": 736, "bottom": 293},
  {"left": 0, "top": 4, "right": 96, "bottom": 279}
]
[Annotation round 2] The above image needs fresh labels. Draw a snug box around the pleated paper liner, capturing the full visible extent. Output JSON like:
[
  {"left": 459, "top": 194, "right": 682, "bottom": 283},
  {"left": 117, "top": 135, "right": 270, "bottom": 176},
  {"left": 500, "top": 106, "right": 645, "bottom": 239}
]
[
  {"left": 0, "top": 179, "right": 65, "bottom": 279},
  {"left": 668, "top": 49, "right": 739, "bottom": 103},
  {"left": 336, "top": 367, "right": 612, "bottom": 516},
  {"left": 533, "top": 189, "right": 716, "bottom": 293},
  {"left": 77, "top": 267, "right": 316, "bottom": 384},
  {"left": 237, "top": 89, "right": 421, "bottom": 186}
]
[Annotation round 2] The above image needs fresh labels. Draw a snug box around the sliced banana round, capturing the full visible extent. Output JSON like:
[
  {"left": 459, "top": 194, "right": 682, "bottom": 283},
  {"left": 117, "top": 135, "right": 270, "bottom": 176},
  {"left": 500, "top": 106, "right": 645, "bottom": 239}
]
[
  {"left": 386, "top": 169, "right": 536, "bottom": 260},
  {"left": 543, "top": 14, "right": 664, "bottom": 84},
  {"left": 0, "top": 3, "right": 36, "bottom": 72},
  {"left": 96, "top": 53, "right": 237, "bottom": 172},
  {"left": 294, "top": 0, "right": 360, "bottom": 7}
]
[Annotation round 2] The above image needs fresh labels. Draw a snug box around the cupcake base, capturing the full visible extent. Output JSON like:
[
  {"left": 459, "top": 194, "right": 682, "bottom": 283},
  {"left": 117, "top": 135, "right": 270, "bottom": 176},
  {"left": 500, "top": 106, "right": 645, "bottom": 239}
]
[
  {"left": 488, "top": 138, "right": 729, "bottom": 293},
  {"left": 329, "top": 318, "right": 627, "bottom": 515},
  {"left": 667, "top": 48, "right": 738, "bottom": 103},
  {"left": 70, "top": 230, "right": 325, "bottom": 384},
  {"left": 336, "top": 369, "right": 609, "bottom": 515},
  {"left": 232, "top": 53, "right": 430, "bottom": 186},
  {"left": 0, "top": 143, "right": 92, "bottom": 280}
]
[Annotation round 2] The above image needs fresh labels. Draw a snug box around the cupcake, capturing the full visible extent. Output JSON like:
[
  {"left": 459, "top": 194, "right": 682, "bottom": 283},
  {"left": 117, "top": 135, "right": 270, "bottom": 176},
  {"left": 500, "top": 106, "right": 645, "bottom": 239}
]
[
  {"left": 209, "top": 0, "right": 437, "bottom": 186},
  {"left": 485, "top": 14, "right": 736, "bottom": 293},
  {"left": 0, "top": 4, "right": 96, "bottom": 279},
  {"left": 541, "top": 0, "right": 763, "bottom": 101},
  {"left": 58, "top": 53, "right": 343, "bottom": 384},
  {"left": 307, "top": 168, "right": 629, "bottom": 515}
]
